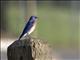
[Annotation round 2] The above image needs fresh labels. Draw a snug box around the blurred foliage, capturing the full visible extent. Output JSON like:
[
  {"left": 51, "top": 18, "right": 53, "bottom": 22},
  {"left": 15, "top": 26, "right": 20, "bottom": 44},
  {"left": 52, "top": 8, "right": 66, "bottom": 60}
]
[
  {"left": 7, "top": 6, "right": 25, "bottom": 36},
  {"left": 1, "top": 1, "right": 79, "bottom": 49},
  {"left": 37, "top": 3, "right": 79, "bottom": 49}
]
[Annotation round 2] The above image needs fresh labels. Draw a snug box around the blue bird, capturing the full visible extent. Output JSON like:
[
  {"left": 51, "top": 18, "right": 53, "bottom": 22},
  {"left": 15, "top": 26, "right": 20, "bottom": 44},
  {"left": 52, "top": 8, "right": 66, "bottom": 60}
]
[{"left": 18, "top": 16, "right": 38, "bottom": 40}]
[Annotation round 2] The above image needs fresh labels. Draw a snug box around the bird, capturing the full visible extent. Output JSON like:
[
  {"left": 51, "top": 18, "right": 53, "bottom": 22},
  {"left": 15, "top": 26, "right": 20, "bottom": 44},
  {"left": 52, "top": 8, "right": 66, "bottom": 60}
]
[{"left": 18, "top": 16, "right": 38, "bottom": 40}]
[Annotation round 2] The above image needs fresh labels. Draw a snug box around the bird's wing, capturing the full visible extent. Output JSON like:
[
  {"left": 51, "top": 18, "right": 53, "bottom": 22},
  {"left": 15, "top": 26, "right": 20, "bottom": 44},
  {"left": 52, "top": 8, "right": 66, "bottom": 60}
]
[{"left": 18, "top": 22, "right": 33, "bottom": 40}]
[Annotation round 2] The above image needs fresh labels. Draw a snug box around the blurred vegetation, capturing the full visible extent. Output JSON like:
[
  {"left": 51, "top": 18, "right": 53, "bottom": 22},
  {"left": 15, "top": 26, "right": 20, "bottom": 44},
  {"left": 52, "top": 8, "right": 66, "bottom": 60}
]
[
  {"left": 37, "top": 3, "right": 79, "bottom": 49},
  {"left": 1, "top": 1, "right": 79, "bottom": 49}
]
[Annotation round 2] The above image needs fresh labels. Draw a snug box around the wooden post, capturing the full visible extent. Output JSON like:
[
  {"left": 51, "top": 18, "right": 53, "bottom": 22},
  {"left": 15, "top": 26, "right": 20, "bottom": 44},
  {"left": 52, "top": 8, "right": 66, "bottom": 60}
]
[
  {"left": 7, "top": 37, "right": 55, "bottom": 60},
  {"left": 7, "top": 37, "right": 33, "bottom": 60}
]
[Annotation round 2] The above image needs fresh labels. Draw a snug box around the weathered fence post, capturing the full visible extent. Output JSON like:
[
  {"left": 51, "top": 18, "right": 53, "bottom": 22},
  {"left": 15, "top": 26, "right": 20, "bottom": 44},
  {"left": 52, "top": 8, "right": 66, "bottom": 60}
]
[
  {"left": 7, "top": 37, "right": 33, "bottom": 60},
  {"left": 7, "top": 37, "right": 54, "bottom": 60}
]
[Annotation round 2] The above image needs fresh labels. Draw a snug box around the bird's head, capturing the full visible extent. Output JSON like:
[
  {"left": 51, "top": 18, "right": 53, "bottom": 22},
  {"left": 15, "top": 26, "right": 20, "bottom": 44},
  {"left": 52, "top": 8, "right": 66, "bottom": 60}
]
[
  {"left": 30, "top": 16, "right": 38, "bottom": 20},
  {"left": 29, "top": 16, "right": 38, "bottom": 23}
]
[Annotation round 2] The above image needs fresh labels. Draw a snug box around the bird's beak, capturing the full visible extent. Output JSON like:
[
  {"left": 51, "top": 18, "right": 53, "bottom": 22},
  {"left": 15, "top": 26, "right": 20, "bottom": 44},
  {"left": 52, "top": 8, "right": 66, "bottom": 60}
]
[{"left": 36, "top": 17, "right": 38, "bottom": 19}]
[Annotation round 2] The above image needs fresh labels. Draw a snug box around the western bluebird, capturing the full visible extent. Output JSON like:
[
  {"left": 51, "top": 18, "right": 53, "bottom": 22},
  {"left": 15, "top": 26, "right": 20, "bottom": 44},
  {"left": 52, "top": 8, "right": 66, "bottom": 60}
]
[{"left": 18, "top": 16, "right": 38, "bottom": 40}]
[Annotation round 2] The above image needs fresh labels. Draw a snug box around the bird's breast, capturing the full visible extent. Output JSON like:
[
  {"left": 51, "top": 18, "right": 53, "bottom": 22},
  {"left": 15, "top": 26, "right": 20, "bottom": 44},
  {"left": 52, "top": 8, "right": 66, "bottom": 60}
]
[{"left": 28, "top": 22, "right": 36, "bottom": 35}]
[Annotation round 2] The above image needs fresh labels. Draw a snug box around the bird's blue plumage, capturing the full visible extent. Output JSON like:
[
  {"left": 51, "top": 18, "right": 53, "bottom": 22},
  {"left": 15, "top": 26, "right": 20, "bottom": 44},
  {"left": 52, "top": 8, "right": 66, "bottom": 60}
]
[{"left": 18, "top": 16, "right": 37, "bottom": 40}]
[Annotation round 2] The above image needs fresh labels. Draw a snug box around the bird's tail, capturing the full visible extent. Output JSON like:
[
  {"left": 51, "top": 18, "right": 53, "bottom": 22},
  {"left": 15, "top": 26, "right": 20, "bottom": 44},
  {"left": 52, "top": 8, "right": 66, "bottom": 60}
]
[
  {"left": 18, "top": 33, "right": 28, "bottom": 40},
  {"left": 18, "top": 34, "right": 23, "bottom": 40}
]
